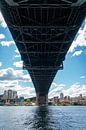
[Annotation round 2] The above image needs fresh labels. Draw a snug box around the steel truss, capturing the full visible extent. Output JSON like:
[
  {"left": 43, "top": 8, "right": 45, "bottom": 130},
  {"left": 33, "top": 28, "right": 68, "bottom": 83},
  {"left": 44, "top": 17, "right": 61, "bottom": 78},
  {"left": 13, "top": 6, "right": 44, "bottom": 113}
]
[{"left": 0, "top": 0, "right": 86, "bottom": 94}]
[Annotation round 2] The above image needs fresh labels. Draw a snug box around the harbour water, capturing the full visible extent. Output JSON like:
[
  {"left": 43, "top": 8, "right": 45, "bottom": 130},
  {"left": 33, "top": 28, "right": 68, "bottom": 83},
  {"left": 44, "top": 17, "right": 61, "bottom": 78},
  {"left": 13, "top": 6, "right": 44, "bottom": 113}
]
[{"left": 0, "top": 106, "right": 86, "bottom": 130}]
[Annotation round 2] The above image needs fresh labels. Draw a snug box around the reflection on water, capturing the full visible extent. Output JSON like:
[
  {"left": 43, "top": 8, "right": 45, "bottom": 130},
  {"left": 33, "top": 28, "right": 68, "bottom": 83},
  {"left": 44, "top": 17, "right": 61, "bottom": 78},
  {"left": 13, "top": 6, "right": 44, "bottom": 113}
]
[
  {"left": 0, "top": 106, "right": 86, "bottom": 130},
  {"left": 25, "top": 106, "right": 53, "bottom": 130},
  {"left": 23, "top": 106, "right": 86, "bottom": 130},
  {"left": 34, "top": 107, "right": 50, "bottom": 129}
]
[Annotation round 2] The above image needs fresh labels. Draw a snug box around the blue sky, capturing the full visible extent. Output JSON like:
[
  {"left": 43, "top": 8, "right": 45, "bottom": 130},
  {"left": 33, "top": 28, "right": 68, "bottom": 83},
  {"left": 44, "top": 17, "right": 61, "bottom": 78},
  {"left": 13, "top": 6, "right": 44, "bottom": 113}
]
[{"left": 0, "top": 11, "right": 86, "bottom": 99}]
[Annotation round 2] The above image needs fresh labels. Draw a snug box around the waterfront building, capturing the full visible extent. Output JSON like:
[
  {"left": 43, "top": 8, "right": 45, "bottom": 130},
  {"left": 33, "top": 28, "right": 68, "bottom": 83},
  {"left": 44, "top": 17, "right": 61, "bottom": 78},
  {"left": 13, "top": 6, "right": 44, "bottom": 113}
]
[
  {"left": 64, "top": 96, "right": 68, "bottom": 100},
  {"left": 17, "top": 97, "right": 24, "bottom": 105},
  {"left": 79, "top": 94, "right": 83, "bottom": 100},
  {"left": 68, "top": 96, "right": 70, "bottom": 100},
  {"left": 48, "top": 98, "right": 53, "bottom": 103},
  {"left": 13, "top": 91, "right": 18, "bottom": 99},
  {"left": 60, "top": 93, "right": 64, "bottom": 100},
  {"left": 3, "top": 90, "right": 18, "bottom": 100},
  {"left": 53, "top": 96, "right": 59, "bottom": 103},
  {"left": 3, "top": 90, "right": 8, "bottom": 100},
  {"left": 8, "top": 90, "right": 13, "bottom": 99},
  {"left": 28, "top": 97, "right": 36, "bottom": 102},
  {"left": 71, "top": 97, "right": 79, "bottom": 103},
  {"left": 0, "top": 95, "right": 3, "bottom": 100}
]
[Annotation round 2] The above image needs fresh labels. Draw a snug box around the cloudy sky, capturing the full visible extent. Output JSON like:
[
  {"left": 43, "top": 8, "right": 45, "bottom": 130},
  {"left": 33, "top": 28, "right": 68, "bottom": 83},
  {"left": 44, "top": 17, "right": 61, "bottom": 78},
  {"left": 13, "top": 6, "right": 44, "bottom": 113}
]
[{"left": 0, "top": 12, "right": 86, "bottom": 99}]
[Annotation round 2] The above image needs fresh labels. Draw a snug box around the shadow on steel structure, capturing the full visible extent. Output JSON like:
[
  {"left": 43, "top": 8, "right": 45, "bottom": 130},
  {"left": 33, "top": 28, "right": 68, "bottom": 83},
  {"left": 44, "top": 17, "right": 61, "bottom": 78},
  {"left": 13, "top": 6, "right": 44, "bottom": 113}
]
[{"left": 0, "top": 0, "right": 86, "bottom": 105}]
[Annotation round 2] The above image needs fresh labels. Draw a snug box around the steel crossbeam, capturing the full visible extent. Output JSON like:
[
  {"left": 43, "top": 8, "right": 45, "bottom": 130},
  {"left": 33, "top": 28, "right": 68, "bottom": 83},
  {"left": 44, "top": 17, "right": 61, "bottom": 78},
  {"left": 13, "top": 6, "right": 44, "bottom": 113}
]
[{"left": 0, "top": 0, "right": 86, "bottom": 101}]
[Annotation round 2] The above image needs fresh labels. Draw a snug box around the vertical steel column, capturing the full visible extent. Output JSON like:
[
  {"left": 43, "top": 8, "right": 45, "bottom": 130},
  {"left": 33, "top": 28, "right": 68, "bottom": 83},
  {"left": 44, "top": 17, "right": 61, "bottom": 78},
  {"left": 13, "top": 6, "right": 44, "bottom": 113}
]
[{"left": 36, "top": 93, "right": 48, "bottom": 106}]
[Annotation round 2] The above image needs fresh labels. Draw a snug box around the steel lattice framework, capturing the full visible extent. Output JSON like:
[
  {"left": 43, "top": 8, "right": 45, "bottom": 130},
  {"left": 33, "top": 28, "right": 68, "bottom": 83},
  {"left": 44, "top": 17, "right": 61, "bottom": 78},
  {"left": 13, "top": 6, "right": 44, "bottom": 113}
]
[{"left": 0, "top": 0, "right": 86, "bottom": 97}]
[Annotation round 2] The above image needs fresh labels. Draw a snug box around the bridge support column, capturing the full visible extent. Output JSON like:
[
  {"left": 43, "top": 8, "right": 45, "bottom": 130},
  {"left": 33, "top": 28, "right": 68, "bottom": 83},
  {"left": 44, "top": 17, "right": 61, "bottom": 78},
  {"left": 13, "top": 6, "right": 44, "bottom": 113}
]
[{"left": 36, "top": 93, "right": 48, "bottom": 106}]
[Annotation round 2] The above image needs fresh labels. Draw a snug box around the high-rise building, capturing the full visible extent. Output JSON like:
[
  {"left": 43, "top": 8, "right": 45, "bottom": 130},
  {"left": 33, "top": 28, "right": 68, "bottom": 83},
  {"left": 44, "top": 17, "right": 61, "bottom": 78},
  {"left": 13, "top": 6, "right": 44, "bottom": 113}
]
[
  {"left": 68, "top": 96, "right": 70, "bottom": 100},
  {"left": 8, "top": 90, "right": 13, "bottom": 99},
  {"left": 0, "top": 95, "right": 3, "bottom": 100},
  {"left": 60, "top": 93, "right": 64, "bottom": 100},
  {"left": 64, "top": 96, "right": 67, "bottom": 100},
  {"left": 3, "top": 90, "right": 18, "bottom": 100},
  {"left": 53, "top": 96, "right": 59, "bottom": 103},
  {"left": 3, "top": 90, "right": 8, "bottom": 99},
  {"left": 79, "top": 94, "right": 83, "bottom": 100},
  {"left": 13, "top": 91, "right": 17, "bottom": 99}
]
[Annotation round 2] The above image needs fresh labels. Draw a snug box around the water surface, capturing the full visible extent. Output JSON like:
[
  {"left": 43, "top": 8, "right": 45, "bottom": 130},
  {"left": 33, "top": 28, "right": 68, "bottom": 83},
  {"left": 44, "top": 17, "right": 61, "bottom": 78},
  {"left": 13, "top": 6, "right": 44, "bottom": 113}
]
[{"left": 0, "top": 106, "right": 86, "bottom": 130}]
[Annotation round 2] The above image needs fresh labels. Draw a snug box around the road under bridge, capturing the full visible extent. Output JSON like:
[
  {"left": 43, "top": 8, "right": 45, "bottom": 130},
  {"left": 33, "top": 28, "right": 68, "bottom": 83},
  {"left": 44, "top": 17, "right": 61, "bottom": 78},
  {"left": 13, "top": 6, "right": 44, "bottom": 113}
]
[{"left": 0, "top": 0, "right": 86, "bottom": 105}]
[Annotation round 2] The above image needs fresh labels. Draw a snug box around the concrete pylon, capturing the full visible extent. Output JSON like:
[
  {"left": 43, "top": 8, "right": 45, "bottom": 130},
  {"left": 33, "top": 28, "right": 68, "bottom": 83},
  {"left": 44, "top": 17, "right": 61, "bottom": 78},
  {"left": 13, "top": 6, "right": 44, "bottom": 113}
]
[{"left": 36, "top": 93, "right": 48, "bottom": 106}]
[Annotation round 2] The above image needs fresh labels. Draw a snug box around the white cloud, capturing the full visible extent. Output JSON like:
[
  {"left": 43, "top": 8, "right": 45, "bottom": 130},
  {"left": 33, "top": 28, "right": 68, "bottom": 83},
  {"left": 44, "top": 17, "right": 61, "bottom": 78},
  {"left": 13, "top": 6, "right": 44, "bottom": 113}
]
[
  {"left": 15, "top": 49, "right": 20, "bottom": 54},
  {"left": 14, "top": 54, "right": 21, "bottom": 58},
  {"left": 49, "top": 83, "right": 66, "bottom": 98},
  {"left": 51, "top": 82, "right": 58, "bottom": 88},
  {"left": 0, "top": 11, "right": 7, "bottom": 28},
  {"left": 51, "top": 82, "right": 65, "bottom": 90},
  {"left": 0, "top": 40, "right": 15, "bottom": 46},
  {"left": 51, "top": 82, "right": 66, "bottom": 87},
  {"left": 0, "top": 81, "right": 35, "bottom": 98},
  {"left": 0, "top": 34, "right": 5, "bottom": 39},
  {"left": 0, "top": 68, "right": 34, "bottom": 98},
  {"left": 68, "top": 20, "right": 86, "bottom": 53},
  {"left": 14, "top": 49, "right": 21, "bottom": 58},
  {"left": 0, "top": 80, "right": 18, "bottom": 94},
  {"left": 48, "top": 82, "right": 86, "bottom": 99},
  {"left": 80, "top": 76, "right": 85, "bottom": 79},
  {"left": 72, "top": 50, "right": 83, "bottom": 57},
  {"left": 0, "top": 62, "right": 2, "bottom": 67},
  {"left": 0, "top": 69, "right": 86, "bottom": 98},
  {"left": 49, "top": 86, "right": 63, "bottom": 98},
  {"left": 13, "top": 61, "right": 23, "bottom": 68},
  {"left": 0, "top": 68, "right": 31, "bottom": 82},
  {"left": 16, "top": 86, "right": 36, "bottom": 98},
  {"left": 62, "top": 83, "right": 86, "bottom": 97}
]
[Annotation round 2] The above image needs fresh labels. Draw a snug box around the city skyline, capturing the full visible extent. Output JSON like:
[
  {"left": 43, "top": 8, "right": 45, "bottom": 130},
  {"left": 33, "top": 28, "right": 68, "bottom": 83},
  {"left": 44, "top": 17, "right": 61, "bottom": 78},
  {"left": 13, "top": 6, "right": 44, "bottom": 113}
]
[
  {"left": 0, "top": 89, "right": 85, "bottom": 101},
  {"left": 0, "top": 11, "right": 86, "bottom": 99},
  {"left": 3, "top": 89, "right": 18, "bottom": 100}
]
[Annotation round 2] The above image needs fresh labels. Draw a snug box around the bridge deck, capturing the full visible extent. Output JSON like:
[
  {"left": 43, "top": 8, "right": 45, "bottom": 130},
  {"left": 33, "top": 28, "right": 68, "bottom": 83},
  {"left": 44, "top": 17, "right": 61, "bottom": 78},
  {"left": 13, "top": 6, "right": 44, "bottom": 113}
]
[{"left": 0, "top": 1, "right": 86, "bottom": 98}]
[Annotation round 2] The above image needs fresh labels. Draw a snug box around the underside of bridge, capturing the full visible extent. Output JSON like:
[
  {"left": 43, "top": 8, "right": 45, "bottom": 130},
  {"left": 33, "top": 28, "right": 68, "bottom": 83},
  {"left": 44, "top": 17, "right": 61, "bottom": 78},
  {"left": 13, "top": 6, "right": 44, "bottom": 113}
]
[{"left": 0, "top": 0, "right": 86, "bottom": 105}]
